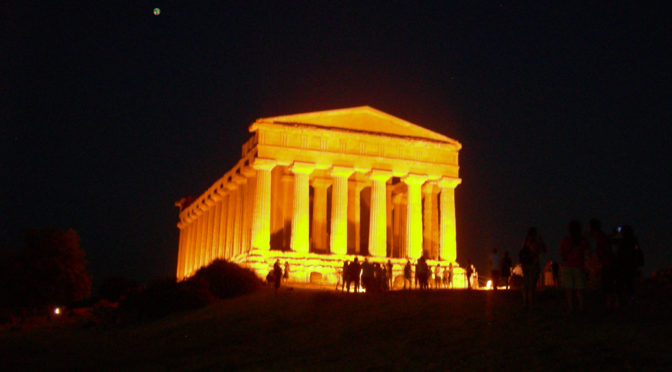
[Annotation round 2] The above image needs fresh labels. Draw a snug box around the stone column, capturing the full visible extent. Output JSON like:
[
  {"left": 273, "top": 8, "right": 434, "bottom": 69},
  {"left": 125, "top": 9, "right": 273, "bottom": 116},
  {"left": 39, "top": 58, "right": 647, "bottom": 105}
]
[
  {"left": 240, "top": 166, "right": 256, "bottom": 253},
  {"left": 289, "top": 162, "right": 314, "bottom": 254},
  {"left": 217, "top": 194, "right": 229, "bottom": 258},
  {"left": 330, "top": 167, "right": 354, "bottom": 255},
  {"left": 250, "top": 159, "right": 276, "bottom": 251},
  {"left": 422, "top": 182, "right": 435, "bottom": 259},
  {"left": 348, "top": 180, "right": 366, "bottom": 254},
  {"left": 194, "top": 210, "right": 205, "bottom": 269},
  {"left": 204, "top": 206, "right": 215, "bottom": 265},
  {"left": 368, "top": 170, "right": 392, "bottom": 257},
  {"left": 392, "top": 193, "right": 404, "bottom": 258},
  {"left": 176, "top": 222, "right": 186, "bottom": 280},
  {"left": 281, "top": 173, "right": 294, "bottom": 250},
  {"left": 189, "top": 219, "right": 198, "bottom": 275},
  {"left": 185, "top": 221, "right": 194, "bottom": 277},
  {"left": 438, "top": 177, "right": 461, "bottom": 262},
  {"left": 225, "top": 183, "right": 238, "bottom": 258},
  {"left": 210, "top": 200, "right": 222, "bottom": 260},
  {"left": 232, "top": 175, "right": 246, "bottom": 256},
  {"left": 404, "top": 173, "right": 428, "bottom": 260},
  {"left": 386, "top": 185, "right": 393, "bottom": 257},
  {"left": 311, "top": 178, "right": 331, "bottom": 252}
]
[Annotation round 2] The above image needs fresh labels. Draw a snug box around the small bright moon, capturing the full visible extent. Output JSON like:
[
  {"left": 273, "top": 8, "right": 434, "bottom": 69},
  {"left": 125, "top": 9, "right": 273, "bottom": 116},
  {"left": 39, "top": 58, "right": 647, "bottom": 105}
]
[{"left": 153, "top": 8, "right": 161, "bottom": 16}]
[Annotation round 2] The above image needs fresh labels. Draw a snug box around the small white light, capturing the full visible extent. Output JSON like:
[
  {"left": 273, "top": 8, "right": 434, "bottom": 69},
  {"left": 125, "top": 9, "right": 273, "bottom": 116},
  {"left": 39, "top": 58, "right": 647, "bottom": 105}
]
[{"left": 54, "top": 307, "right": 61, "bottom": 315}]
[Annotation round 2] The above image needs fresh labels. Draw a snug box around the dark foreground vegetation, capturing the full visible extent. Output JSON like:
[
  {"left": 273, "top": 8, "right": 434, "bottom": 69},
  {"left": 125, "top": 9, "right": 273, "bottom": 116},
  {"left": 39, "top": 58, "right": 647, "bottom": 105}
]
[{"left": 2, "top": 278, "right": 671, "bottom": 371}]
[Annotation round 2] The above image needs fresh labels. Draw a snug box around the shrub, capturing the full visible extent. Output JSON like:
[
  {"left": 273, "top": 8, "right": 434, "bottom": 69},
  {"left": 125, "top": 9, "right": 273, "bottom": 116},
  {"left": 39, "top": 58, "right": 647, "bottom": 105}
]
[
  {"left": 119, "top": 260, "right": 261, "bottom": 322},
  {"left": 188, "top": 259, "right": 262, "bottom": 300}
]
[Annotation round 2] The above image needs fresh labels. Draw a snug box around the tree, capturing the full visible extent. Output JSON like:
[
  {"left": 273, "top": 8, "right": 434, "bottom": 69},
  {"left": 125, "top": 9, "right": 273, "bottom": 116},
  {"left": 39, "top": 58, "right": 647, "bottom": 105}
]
[{"left": 14, "top": 228, "right": 92, "bottom": 311}]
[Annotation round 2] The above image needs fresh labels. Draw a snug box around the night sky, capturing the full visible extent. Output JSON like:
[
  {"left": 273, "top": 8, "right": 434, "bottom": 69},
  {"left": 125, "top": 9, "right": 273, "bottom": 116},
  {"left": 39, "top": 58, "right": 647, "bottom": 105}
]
[{"left": 3, "top": 2, "right": 671, "bottom": 286}]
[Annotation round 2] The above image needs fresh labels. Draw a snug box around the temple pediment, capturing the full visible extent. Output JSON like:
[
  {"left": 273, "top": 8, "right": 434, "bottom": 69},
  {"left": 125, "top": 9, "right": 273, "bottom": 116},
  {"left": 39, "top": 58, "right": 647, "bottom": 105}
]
[{"left": 254, "top": 106, "right": 457, "bottom": 145}]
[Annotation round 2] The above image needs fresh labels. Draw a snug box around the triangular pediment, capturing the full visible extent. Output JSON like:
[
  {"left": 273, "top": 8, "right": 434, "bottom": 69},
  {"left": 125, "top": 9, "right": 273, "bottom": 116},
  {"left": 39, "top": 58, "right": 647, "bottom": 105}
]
[{"left": 255, "top": 106, "right": 456, "bottom": 144}]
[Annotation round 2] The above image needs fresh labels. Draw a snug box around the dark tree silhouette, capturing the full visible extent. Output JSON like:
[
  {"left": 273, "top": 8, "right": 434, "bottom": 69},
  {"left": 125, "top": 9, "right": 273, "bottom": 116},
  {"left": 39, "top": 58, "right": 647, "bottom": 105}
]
[{"left": 15, "top": 228, "right": 92, "bottom": 311}]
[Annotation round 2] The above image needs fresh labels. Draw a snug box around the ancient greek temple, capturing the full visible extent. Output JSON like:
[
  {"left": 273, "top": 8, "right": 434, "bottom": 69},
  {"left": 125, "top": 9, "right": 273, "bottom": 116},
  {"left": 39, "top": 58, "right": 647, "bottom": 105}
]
[{"left": 175, "top": 106, "right": 465, "bottom": 287}]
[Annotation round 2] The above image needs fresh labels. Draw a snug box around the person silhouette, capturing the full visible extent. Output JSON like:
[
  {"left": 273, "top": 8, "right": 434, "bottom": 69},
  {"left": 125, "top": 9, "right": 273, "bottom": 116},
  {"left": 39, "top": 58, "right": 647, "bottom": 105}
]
[
  {"left": 386, "top": 260, "right": 394, "bottom": 290},
  {"left": 403, "top": 260, "right": 412, "bottom": 290},
  {"left": 283, "top": 261, "right": 290, "bottom": 283},
  {"left": 560, "top": 220, "right": 589, "bottom": 312},
  {"left": 349, "top": 257, "right": 361, "bottom": 292},
  {"left": 500, "top": 251, "right": 512, "bottom": 289},
  {"left": 273, "top": 259, "right": 282, "bottom": 291}
]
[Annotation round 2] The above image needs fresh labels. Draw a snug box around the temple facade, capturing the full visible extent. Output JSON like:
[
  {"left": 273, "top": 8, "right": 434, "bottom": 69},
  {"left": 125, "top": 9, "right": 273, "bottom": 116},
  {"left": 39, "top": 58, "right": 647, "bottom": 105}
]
[{"left": 175, "top": 106, "right": 466, "bottom": 287}]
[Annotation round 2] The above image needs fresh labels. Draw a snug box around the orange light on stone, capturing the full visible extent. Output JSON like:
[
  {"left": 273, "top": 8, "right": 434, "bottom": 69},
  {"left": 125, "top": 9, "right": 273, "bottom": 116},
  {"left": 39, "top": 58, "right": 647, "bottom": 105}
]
[{"left": 175, "top": 107, "right": 463, "bottom": 286}]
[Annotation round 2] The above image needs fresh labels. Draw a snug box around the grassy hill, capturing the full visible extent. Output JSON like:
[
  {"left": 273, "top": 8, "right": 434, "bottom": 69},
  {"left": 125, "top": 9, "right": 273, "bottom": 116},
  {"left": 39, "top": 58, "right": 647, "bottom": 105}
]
[{"left": 2, "top": 287, "right": 671, "bottom": 371}]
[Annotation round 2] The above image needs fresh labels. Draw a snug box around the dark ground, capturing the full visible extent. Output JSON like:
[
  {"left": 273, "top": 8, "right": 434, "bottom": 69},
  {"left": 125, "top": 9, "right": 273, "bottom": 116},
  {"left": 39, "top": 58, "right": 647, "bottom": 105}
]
[{"left": 2, "top": 286, "right": 671, "bottom": 371}]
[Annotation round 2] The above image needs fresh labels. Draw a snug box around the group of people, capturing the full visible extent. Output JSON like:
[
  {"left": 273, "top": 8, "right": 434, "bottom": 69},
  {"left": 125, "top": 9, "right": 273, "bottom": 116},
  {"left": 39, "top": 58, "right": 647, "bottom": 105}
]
[
  {"left": 510, "top": 219, "right": 643, "bottom": 311},
  {"left": 341, "top": 258, "right": 393, "bottom": 293},
  {"left": 339, "top": 257, "right": 457, "bottom": 292},
  {"left": 560, "top": 219, "right": 643, "bottom": 311},
  {"left": 266, "top": 260, "right": 290, "bottom": 290}
]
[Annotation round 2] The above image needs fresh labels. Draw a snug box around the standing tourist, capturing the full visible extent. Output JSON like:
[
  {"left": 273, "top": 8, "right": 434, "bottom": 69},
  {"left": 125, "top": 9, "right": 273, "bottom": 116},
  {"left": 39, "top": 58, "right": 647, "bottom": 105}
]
[
  {"left": 403, "top": 260, "right": 412, "bottom": 290},
  {"left": 349, "top": 257, "right": 361, "bottom": 292},
  {"left": 283, "top": 261, "right": 290, "bottom": 284},
  {"left": 466, "top": 259, "right": 473, "bottom": 290},
  {"left": 361, "top": 258, "right": 374, "bottom": 292},
  {"left": 560, "top": 220, "right": 589, "bottom": 312},
  {"left": 341, "top": 260, "right": 350, "bottom": 291},
  {"left": 386, "top": 260, "right": 394, "bottom": 290},
  {"left": 500, "top": 251, "right": 512, "bottom": 289},
  {"left": 588, "top": 219, "right": 616, "bottom": 308},
  {"left": 273, "top": 259, "right": 283, "bottom": 291},
  {"left": 519, "top": 227, "right": 546, "bottom": 306},
  {"left": 615, "top": 225, "right": 644, "bottom": 305}
]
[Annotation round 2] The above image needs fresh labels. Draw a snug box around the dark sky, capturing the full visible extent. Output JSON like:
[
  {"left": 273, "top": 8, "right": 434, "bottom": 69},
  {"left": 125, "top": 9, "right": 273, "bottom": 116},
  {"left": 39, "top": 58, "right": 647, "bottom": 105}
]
[{"left": 2, "top": 2, "right": 671, "bottom": 285}]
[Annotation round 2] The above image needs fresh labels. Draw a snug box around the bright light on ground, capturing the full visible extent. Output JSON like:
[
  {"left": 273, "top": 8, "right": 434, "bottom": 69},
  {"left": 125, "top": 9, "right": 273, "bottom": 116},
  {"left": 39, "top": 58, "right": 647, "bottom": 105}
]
[{"left": 54, "top": 307, "right": 61, "bottom": 315}]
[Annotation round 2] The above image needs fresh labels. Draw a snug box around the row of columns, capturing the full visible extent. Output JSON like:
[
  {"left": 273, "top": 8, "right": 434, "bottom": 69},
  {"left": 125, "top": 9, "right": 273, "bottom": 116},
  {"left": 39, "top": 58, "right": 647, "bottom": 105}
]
[
  {"left": 176, "top": 168, "right": 256, "bottom": 279},
  {"left": 248, "top": 158, "right": 461, "bottom": 262},
  {"left": 178, "top": 157, "right": 461, "bottom": 279}
]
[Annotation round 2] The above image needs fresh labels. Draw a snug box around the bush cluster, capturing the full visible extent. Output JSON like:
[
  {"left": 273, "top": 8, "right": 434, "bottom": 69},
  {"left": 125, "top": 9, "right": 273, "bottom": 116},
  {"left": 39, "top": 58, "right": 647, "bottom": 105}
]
[{"left": 120, "top": 259, "right": 261, "bottom": 321}]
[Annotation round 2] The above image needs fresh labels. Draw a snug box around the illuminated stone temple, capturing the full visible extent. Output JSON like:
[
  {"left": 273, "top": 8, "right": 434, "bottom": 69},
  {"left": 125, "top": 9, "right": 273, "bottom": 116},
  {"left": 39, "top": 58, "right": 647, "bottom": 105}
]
[{"left": 175, "top": 106, "right": 467, "bottom": 288}]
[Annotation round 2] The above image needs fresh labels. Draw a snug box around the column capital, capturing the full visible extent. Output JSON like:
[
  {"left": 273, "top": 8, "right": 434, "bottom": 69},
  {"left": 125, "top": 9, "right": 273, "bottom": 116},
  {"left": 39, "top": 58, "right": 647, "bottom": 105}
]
[
  {"left": 330, "top": 166, "right": 355, "bottom": 178},
  {"left": 210, "top": 192, "right": 223, "bottom": 202},
  {"left": 438, "top": 177, "right": 462, "bottom": 189},
  {"left": 311, "top": 177, "right": 332, "bottom": 188},
  {"left": 225, "top": 181, "right": 239, "bottom": 191},
  {"left": 422, "top": 181, "right": 437, "bottom": 194},
  {"left": 403, "top": 173, "right": 428, "bottom": 185},
  {"left": 252, "top": 158, "right": 277, "bottom": 171},
  {"left": 204, "top": 195, "right": 216, "bottom": 206},
  {"left": 289, "top": 161, "right": 315, "bottom": 175},
  {"left": 232, "top": 174, "right": 247, "bottom": 185},
  {"left": 281, "top": 173, "right": 294, "bottom": 182},
  {"left": 368, "top": 169, "right": 393, "bottom": 182},
  {"left": 214, "top": 182, "right": 229, "bottom": 197},
  {"left": 240, "top": 166, "right": 256, "bottom": 177}
]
